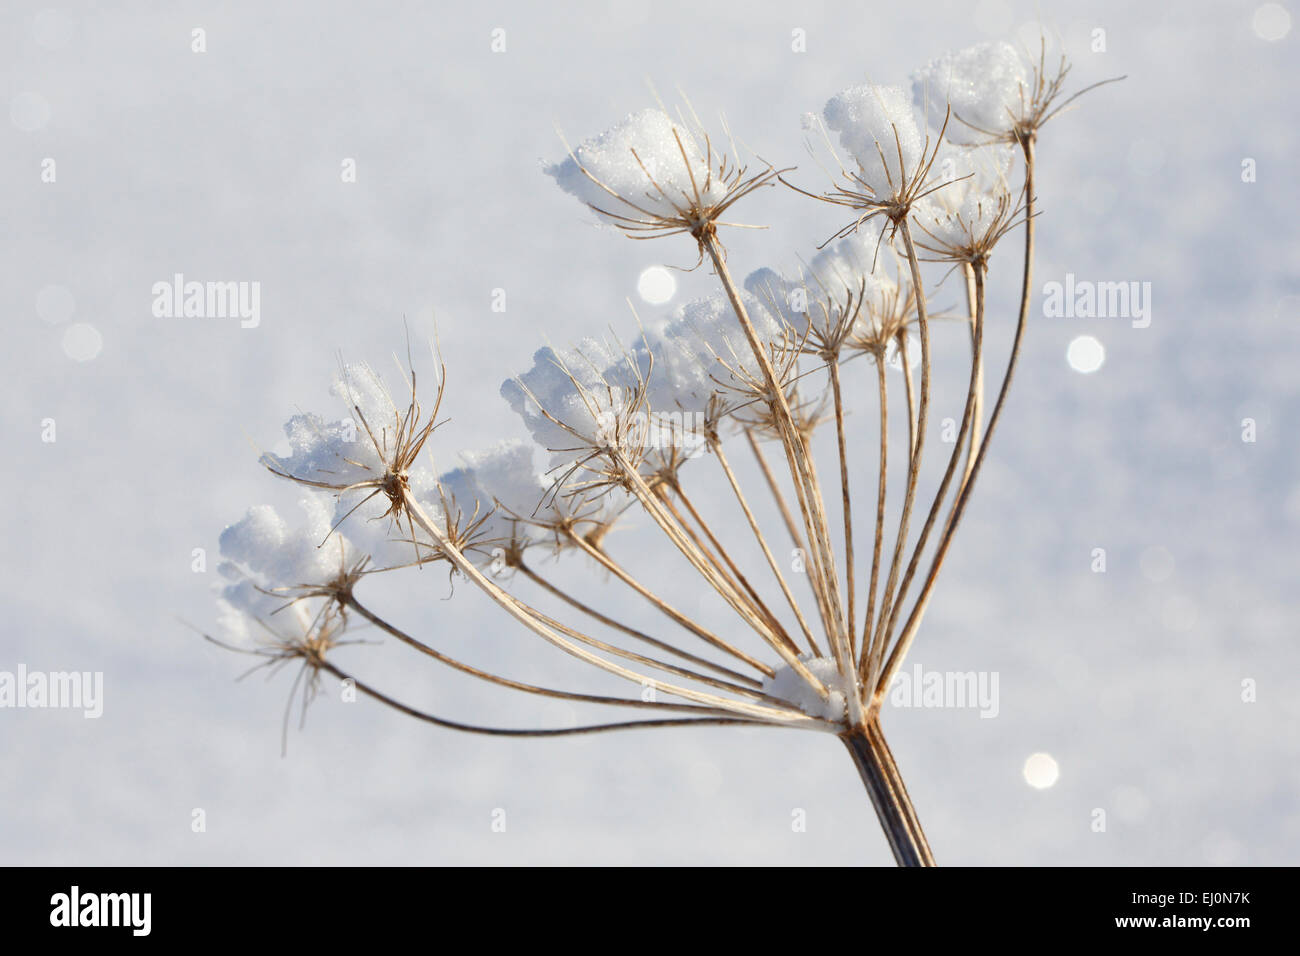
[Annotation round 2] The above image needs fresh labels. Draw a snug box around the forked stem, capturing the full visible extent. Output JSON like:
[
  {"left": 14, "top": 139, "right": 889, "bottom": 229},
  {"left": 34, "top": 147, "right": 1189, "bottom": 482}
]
[{"left": 841, "top": 718, "right": 935, "bottom": 867}]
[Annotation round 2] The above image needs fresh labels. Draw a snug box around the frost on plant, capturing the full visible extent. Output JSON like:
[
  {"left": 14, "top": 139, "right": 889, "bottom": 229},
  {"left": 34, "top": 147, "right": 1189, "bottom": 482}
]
[
  {"left": 912, "top": 41, "right": 1033, "bottom": 145},
  {"left": 205, "top": 32, "right": 1120, "bottom": 866}
]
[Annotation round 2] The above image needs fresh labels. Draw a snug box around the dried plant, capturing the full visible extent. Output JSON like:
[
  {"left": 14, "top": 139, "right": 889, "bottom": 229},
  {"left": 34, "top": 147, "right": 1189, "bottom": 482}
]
[{"left": 206, "top": 35, "right": 1120, "bottom": 865}]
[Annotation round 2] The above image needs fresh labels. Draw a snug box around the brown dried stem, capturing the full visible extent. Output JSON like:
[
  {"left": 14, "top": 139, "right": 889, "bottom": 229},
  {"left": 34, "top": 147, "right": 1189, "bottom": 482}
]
[
  {"left": 515, "top": 561, "right": 760, "bottom": 687},
  {"left": 878, "top": 137, "right": 1036, "bottom": 700},
  {"left": 712, "top": 439, "right": 822, "bottom": 657}
]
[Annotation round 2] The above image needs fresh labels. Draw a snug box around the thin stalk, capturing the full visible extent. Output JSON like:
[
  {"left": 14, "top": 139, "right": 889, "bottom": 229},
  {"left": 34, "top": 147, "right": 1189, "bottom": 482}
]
[
  {"left": 767, "top": 420, "right": 842, "bottom": 662},
  {"left": 799, "top": 429, "right": 849, "bottom": 643},
  {"left": 961, "top": 261, "right": 984, "bottom": 491},
  {"left": 859, "top": 355, "right": 888, "bottom": 679},
  {"left": 747, "top": 429, "right": 806, "bottom": 552},
  {"left": 403, "top": 489, "right": 815, "bottom": 724},
  {"left": 899, "top": 332, "right": 917, "bottom": 457},
  {"left": 749, "top": 428, "right": 836, "bottom": 641},
  {"left": 879, "top": 263, "right": 986, "bottom": 665},
  {"left": 713, "top": 440, "right": 822, "bottom": 656},
  {"left": 877, "top": 138, "right": 1037, "bottom": 701},
  {"left": 795, "top": 424, "right": 866, "bottom": 730},
  {"left": 669, "top": 485, "right": 797, "bottom": 653},
  {"left": 658, "top": 492, "right": 766, "bottom": 618},
  {"left": 345, "top": 592, "right": 757, "bottom": 715},
  {"left": 868, "top": 219, "right": 931, "bottom": 687},
  {"left": 515, "top": 563, "right": 764, "bottom": 689},
  {"left": 614, "top": 454, "right": 823, "bottom": 694},
  {"left": 318, "top": 659, "right": 767, "bottom": 737},
  {"left": 618, "top": 476, "right": 832, "bottom": 707},
  {"left": 704, "top": 234, "right": 853, "bottom": 693},
  {"left": 568, "top": 531, "right": 773, "bottom": 677},
  {"left": 828, "top": 360, "right": 856, "bottom": 659}
]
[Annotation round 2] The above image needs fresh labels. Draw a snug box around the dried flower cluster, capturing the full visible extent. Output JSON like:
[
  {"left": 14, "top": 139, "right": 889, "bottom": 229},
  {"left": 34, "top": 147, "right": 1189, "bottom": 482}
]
[{"left": 207, "top": 36, "right": 1119, "bottom": 865}]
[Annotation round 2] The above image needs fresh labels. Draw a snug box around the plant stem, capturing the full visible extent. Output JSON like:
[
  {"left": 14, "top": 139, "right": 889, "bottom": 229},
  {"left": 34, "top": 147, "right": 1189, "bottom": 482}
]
[
  {"left": 746, "top": 429, "right": 806, "bottom": 552},
  {"left": 713, "top": 440, "right": 823, "bottom": 656},
  {"left": 858, "top": 355, "right": 888, "bottom": 681},
  {"left": 875, "top": 262, "right": 986, "bottom": 680},
  {"left": 828, "top": 359, "right": 856, "bottom": 660},
  {"left": 515, "top": 563, "right": 766, "bottom": 690},
  {"left": 880, "top": 138, "right": 1037, "bottom": 694},
  {"left": 402, "top": 489, "right": 814, "bottom": 724},
  {"left": 841, "top": 719, "right": 935, "bottom": 867},
  {"left": 960, "top": 261, "right": 984, "bottom": 491},
  {"left": 703, "top": 234, "right": 853, "bottom": 687},
  {"left": 668, "top": 486, "right": 797, "bottom": 653},
  {"left": 568, "top": 531, "right": 773, "bottom": 677},
  {"left": 867, "top": 219, "right": 931, "bottom": 687}
]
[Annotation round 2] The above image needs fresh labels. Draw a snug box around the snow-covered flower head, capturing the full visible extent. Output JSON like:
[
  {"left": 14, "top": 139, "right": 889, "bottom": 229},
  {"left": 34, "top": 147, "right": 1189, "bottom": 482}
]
[
  {"left": 823, "top": 85, "right": 928, "bottom": 199},
  {"left": 502, "top": 325, "right": 750, "bottom": 504},
  {"left": 436, "top": 440, "right": 549, "bottom": 564},
  {"left": 548, "top": 108, "right": 779, "bottom": 250},
  {"left": 542, "top": 481, "right": 635, "bottom": 550},
  {"left": 500, "top": 338, "right": 652, "bottom": 473},
  {"left": 644, "top": 291, "right": 795, "bottom": 442},
  {"left": 212, "top": 495, "right": 371, "bottom": 715},
  {"left": 268, "top": 368, "right": 391, "bottom": 490},
  {"left": 259, "top": 361, "right": 459, "bottom": 568},
  {"left": 210, "top": 507, "right": 358, "bottom": 752},
  {"left": 746, "top": 232, "right": 898, "bottom": 356},
  {"left": 214, "top": 582, "right": 316, "bottom": 649},
  {"left": 913, "top": 38, "right": 1124, "bottom": 146},
  {"left": 661, "top": 293, "right": 780, "bottom": 396},
  {"left": 910, "top": 145, "right": 1024, "bottom": 265},
  {"left": 804, "top": 83, "right": 950, "bottom": 244},
  {"left": 806, "top": 232, "right": 898, "bottom": 308},
  {"left": 219, "top": 498, "right": 355, "bottom": 602},
  {"left": 912, "top": 42, "right": 1032, "bottom": 145}
]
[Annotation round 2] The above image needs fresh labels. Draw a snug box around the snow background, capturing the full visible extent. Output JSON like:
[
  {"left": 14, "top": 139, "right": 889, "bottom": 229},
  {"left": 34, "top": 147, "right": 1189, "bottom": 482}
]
[{"left": 2, "top": 0, "right": 1297, "bottom": 865}]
